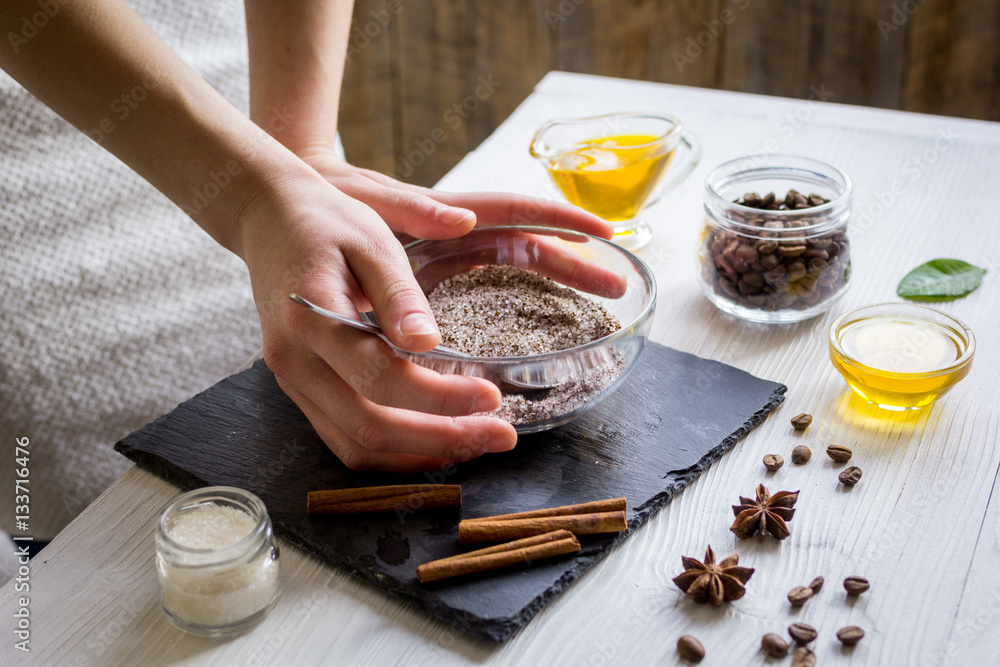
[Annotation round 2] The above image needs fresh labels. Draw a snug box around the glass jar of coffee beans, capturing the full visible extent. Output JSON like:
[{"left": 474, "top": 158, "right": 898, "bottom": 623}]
[{"left": 698, "top": 155, "right": 853, "bottom": 323}]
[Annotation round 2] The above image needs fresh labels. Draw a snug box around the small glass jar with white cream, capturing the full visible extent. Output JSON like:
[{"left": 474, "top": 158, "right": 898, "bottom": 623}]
[{"left": 155, "top": 486, "right": 280, "bottom": 636}]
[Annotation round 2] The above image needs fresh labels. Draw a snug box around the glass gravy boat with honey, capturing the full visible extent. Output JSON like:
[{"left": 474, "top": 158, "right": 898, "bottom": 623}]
[{"left": 530, "top": 112, "right": 700, "bottom": 250}]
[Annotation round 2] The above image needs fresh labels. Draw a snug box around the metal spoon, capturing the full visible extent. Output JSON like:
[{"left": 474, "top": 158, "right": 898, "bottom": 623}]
[
  {"left": 289, "top": 294, "right": 468, "bottom": 357},
  {"left": 288, "top": 293, "right": 561, "bottom": 391}
]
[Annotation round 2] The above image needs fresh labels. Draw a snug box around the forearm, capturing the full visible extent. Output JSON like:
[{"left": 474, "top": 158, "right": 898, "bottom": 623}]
[
  {"left": 245, "top": 0, "right": 353, "bottom": 157},
  {"left": 0, "top": 0, "right": 305, "bottom": 257}
]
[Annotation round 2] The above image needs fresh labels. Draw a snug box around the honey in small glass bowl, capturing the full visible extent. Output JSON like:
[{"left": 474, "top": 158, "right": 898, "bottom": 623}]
[{"left": 828, "top": 303, "right": 975, "bottom": 410}]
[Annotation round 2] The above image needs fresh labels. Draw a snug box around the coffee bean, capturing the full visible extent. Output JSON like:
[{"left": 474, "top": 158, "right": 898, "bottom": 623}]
[
  {"left": 788, "top": 622, "right": 817, "bottom": 644},
  {"left": 735, "top": 244, "right": 759, "bottom": 266},
  {"left": 763, "top": 265, "right": 787, "bottom": 284},
  {"left": 839, "top": 466, "right": 863, "bottom": 485},
  {"left": 844, "top": 576, "right": 870, "bottom": 595},
  {"left": 787, "top": 260, "right": 807, "bottom": 281},
  {"left": 792, "top": 445, "right": 812, "bottom": 464},
  {"left": 677, "top": 635, "right": 705, "bottom": 662},
  {"left": 827, "top": 445, "right": 853, "bottom": 462},
  {"left": 791, "top": 646, "right": 817, "bottom": 667},
  {"left": 778, "top": 245, "right": 807, "bottom": 258},
  {"left": 760, "top": 253, "right": 781, "bottom": 270},
  {"left": 719, "top": 277, "right": 739, "bottom": 298},
  {"left": 762, "top": 633, "right": 789, "bottom": 658},
  {"left": 808, "top": 576, "right": 824, "bottom": 593},
  {"left": 763, "top": 454, "right": 784, "bottom": 471},
  {"left": 787, "top": 586, "right": 813, "bottom": 606},
  {"left": 761, "top": 192, "right": 776, "bottom": 208},
  {"left": 790, "top": 413, "right": 812, "bottom": 430},
  {"left": 837, "top": 626, "right": 865, "bottom": 646}
]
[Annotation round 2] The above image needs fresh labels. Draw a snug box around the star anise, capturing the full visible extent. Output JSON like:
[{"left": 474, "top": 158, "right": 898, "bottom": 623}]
[
  {"left": 731, "top": 483, "right": 799, "bottom": 540},
  {"left": 671, "top": 545, "right": 755, "bottom": 606}
]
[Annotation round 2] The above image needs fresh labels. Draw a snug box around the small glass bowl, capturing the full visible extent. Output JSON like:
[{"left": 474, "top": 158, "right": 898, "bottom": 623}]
[
  {"left": 156, "top": 487, "right": 280, "bottom": 637},
  {"left": 828, "top": 303, "right": 975, "bottom": 410},
  {"left": 698, "top": 155, "right": 853, "bottom": 323},
  {"left": 372, "top": 226, "right": 657, "bottom": 434}
]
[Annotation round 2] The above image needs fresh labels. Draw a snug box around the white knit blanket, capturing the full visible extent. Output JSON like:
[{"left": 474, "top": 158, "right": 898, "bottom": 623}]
[{"left": 0, "top": 0, "right": 263, "bottom": 568}]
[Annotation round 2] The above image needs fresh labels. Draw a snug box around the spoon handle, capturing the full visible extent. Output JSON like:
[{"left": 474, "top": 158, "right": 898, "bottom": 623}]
[
  {"left": 289, "top": 294, "right": 386, "bottom": 336},
  {"left": 288, "top": 294, "right": 469, "bottom": 358}
]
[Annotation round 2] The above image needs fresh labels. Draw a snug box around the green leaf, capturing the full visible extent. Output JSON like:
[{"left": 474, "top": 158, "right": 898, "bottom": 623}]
[{"left": 897, "top": 259, "right": 986, "bottom": 301}]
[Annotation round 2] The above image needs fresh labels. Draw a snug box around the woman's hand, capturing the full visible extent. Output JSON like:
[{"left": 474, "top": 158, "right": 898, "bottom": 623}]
[
  {"left": 299, "top": 150, "right": 614, "bottom": 241},
  {"left": 239, "top": 165, "right": 522, "bottom": 472}
]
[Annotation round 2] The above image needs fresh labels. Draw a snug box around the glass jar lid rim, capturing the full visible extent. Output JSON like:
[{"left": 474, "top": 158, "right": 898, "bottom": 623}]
[
  {"left": 157, "top": 486, "right": 270, "bottom": 560},
  {"left": 705, "top": 154, "right": 853, "bottom": 211}
]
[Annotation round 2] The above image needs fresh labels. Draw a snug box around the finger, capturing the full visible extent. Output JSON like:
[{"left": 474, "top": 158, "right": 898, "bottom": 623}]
[
  {"left": 276, "top": 376, "right": 454, "bottom": 472},
  {"left": 288, "top": 289, "right": 502, "bottom": 415},
  {"left": 411, "top": 230, "right": 628, "bottom": 299},
  {"left": 277, "top": 353, "right": 517, "bottom": 459},
  {"left": 343, "top": 234, "right": 442, "bottom": 352},
  {"left": 332, "top": 174, "right": 478, "bottom": 240},
  {"left": 430, "top": 191, "right": 614, "bottom": 240},
  {"left": 519, "top": 232, "right": 629, "bottom": 298},
  {"left": 342, "top": 168, "right": 613, "bottom": 239}
]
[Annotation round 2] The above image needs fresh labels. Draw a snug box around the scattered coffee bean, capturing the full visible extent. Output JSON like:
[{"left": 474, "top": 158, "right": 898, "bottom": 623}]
[
  {"left": 788, "top": 622, "right": 818, "bottom": 644},
  {"left": 763, "top": 454, "right": 784, "bottom": 471},
  {"left": 808, "top": 576, "right": 824, "bottom": 593},
  {"left": 837, "top": 626, "right": 865, "bottom": 646},
  {"left": 787, "top": 585, "right": 813, "bottom": 606},
  {"left": 790, "top": 413, "right": 813, "bottom": 430},
  {"left": 827, "top": 444, "right": 853, "bottom": 462},
  {"left": 844, "top": 576, "right": 870, "bottom": 595},
  {"left": 677, "top": 635, "right": 705, "bottom": 662},
  {"left": 791, "top": 445, "right": 812, "bottom": 464},
  {"left": 839, "top": 466, "right": 863, "bottom": 485},
  {"left": 762, "top": 633, "right": 789, "bottom": 658},
  {"left": 791, "top": 646, "right": 817, "bottom": 667}
]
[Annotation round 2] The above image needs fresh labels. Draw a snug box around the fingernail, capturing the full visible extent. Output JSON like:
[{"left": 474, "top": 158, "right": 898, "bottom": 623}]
[
  {"left": 437, "top": 206, "right": 476, "bottom": 227},
  {"left": 473, "top": 391, "right": 500, "bottom": 413},
  {"left": 485, "top": 430, "right": 516, "bottom": 453},
  {"left": 400, "top": 312, "right": 438, "bottom": 337}
]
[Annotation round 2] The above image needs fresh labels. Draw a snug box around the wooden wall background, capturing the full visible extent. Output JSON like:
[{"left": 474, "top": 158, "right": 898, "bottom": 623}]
[{"left": 338, "top": 0, "right": 1000, "bottom": 187}]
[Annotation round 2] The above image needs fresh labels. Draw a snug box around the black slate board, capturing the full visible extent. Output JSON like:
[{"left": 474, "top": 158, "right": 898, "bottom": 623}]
[{"left": 115, "top": 342, "right": 785, "bottom": 642}]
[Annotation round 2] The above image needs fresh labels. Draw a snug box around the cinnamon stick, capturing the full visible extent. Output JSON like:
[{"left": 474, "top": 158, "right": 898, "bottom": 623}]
[
  {"left": 307, "top": 484, "right": 461, "bottom": 514},
  {"left": 434, "top": 530, "right": 576, "bottom": 564},
  {"left": 464, "top": 497, "right": 627, "bottom": 523},
  {"left": 458, "top": 510, "right": 627, "bottom": 542},
  {"left": 417, "top": 531, "right": 581, "bottom": 583}
]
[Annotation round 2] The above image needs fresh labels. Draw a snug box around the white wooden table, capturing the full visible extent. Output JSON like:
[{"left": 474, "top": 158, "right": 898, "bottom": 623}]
[{"left": 4, "top": 72, "right": 999, "bottom": 666}]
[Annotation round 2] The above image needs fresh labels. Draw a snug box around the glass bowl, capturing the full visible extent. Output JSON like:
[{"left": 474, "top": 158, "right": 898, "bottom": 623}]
[
  {"left": 374, "top": 226, "right": 657, "bottom": 433},
  {"left": 828, "top": 302, "right": 975, "bottom": 410}
]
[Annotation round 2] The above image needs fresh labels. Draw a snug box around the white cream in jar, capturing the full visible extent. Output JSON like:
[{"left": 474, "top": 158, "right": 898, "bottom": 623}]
[{"left": 155, "top": 487, "right": 280, "bottom": 636}]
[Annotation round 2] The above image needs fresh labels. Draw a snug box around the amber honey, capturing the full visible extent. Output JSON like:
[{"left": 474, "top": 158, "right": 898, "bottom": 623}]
[
  {"left": 829, "top": 305, "right": 975, "bottom": 410},
  {"left": 545, "top": 134, "right": 675, "bottom": 221}
]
